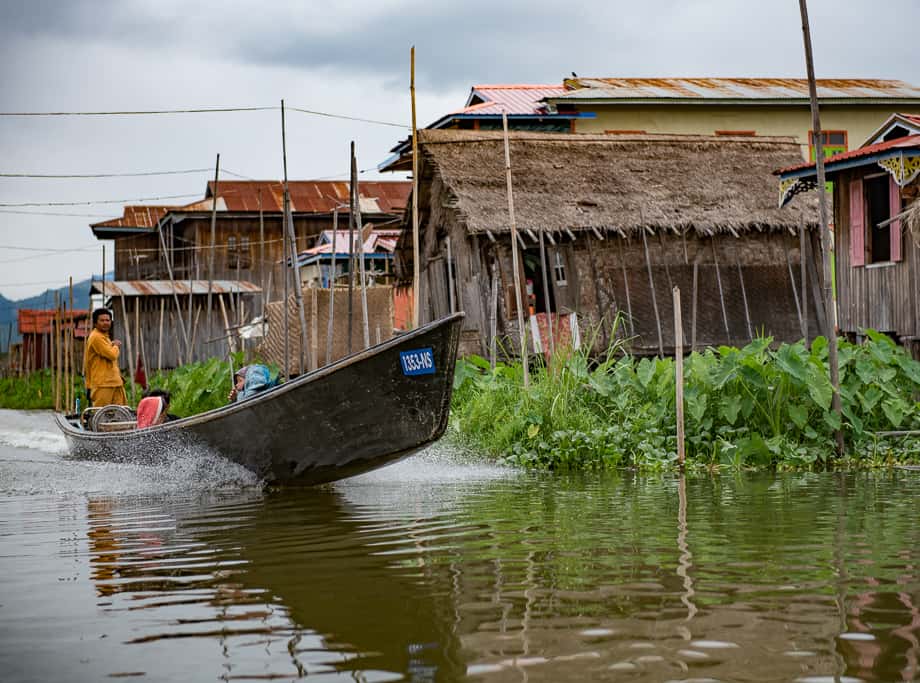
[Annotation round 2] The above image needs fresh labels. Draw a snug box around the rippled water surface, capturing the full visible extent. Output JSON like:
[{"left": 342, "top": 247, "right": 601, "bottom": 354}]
[{"left": 1, "top": 409, "right": 919, "bottom": 682}]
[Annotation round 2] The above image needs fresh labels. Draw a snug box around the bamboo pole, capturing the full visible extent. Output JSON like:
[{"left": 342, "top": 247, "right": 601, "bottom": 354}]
[
  {"left": 618, "top": 239, "right": 635, "bottom": 336},
  {"left": 53, "top": 292, "right": 61, "bottom": 412},
  {"left": 310, "top": 287, "right": 318, "bottom": 371},
  {"left": 219, "top": 295, "right": 235, "bottom": 354},
  {"left": 538, "top": 229, "right": 554, "bottom": 356},
  {"left": 736, "top": 260, "right": 754, "bottom": 342},
  {"left": 489, "top": 260, "right": 498, "bottom": 371},
  {"left": 410, "top": 46, "right": 420, "bottom": 329},
  {"left": 501, "top": 110, "right": 529, "bottom": 388},
  {"left": 800, "top": 222, "right": 809, "bottom": 345},
  {"left": 799, "top": 0, "right": 843, "bottom": 453},
  {"left": 326, "top": 207, "right": 339, "bottom": 365},
  {"left": 446, "top": 235, "right": 455, "bottom": 314},
  {"left": 641, "top": 229, "right": 664, "bottom": 356},
  {"left": 347, "top": 143, "right": 356, "bottom": 354},
  {"left": 351, "top": 147, "right": 370, "bottom": 349},
  {"left": 282, "top": 207, "right": 290, "bottom": 379},
  {"left": 155, "top": 221, "right": 191, "bottom": 358},
  {"left": 784, "top": 234, "right": 805, "bottom": 335},
  {"left": 101, "top": 245, "right": 105, "bottom": 308},
  {"left": 691, "top": 261, "right": 699, "bottom": 352},
  {"left": 134, "top": 298, "right": 141, "bottom": 391},
  {"left": 206, "top": 154, "right": 220, "bottom": 342},
  {"left": 158, "top": 298, "right": 165, "bottom": 372},
  {"left": 68, "top": 276, "right": 74, "bottom": 412},
  {"left": 120, "top": 296, "right": 135, "bottom": 399},
  {"left": 259, "top": 189, "right": 265, "bottom": 316},
  {"left": 674, "top": 286, "right": 685, "bottom": 466},
  {"left": 280, "top": 100, "right": 310, "bottom": 375},
  {"left": 711, "top": 237, "right": 732, "bottom": 344}
]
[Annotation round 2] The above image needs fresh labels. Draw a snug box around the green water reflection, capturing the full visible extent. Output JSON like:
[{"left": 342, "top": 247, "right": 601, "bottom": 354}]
[{"left": 77, "top": 471, "right": 920, "bottom": 682}]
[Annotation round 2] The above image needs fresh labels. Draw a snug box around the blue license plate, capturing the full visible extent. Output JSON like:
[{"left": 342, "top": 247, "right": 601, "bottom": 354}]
[{"left": 400, "top": 347, "right": 435, "bottom": 376}]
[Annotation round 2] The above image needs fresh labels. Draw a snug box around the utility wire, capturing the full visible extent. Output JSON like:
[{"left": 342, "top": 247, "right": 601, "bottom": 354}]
[
  {"left": 0, "top": 104, "right": 408, "bottom": 128},
  {"left": 0, "top": 193, "right": 200, "bottom": 207},
  {"left": 0, "top": 209, "right": 115, "bottom": 217},
  {"left": 0, "top": 168, "right": 211, "bottom": 178},
  {"left": 0, "top": 106, "right": 275, "bottom": 117}
]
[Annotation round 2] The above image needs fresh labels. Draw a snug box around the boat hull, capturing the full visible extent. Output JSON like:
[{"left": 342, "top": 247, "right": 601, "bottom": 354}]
[{"left": 56, "top": 313, "right": 464, "bottom": 485}]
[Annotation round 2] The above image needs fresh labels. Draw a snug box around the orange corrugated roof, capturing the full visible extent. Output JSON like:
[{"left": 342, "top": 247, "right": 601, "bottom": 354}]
[{"left": 18, "top": 309, "right": 89, "bottom": 335}]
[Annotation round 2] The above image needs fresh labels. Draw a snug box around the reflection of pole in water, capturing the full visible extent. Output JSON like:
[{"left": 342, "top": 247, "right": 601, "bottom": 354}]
[{"left": 676, "top": 474, "right": 697, "bottom": 623}]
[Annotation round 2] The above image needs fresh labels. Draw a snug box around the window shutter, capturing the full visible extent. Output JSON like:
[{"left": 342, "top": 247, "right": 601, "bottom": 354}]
[
  {"left": 889, "top": 176, "right": 902, "bottom": 262},
  {"left": 849, "top": 179, "right": 865, "bottom": 267}
]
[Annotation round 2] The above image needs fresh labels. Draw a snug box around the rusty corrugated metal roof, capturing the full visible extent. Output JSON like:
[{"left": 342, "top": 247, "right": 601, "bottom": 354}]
[
  {"left": 552, "top": 78, "right": 920, "bottom": 102},
  {"left": 91, "top": 205, "right": 177, "bottom": 230},
  {"left": 18, "top": 309, "right": 89, "bottom": 335},
  {"left": 89, "top": 280, "right": 261, "bottom": 297},
  {"left": 205, "top": 180, "right": 410, "bottom": 214}
]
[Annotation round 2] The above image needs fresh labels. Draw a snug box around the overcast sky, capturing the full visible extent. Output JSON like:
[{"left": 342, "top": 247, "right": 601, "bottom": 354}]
[{"left": 1, "top": 0, "right": 918, "bottom": 301}]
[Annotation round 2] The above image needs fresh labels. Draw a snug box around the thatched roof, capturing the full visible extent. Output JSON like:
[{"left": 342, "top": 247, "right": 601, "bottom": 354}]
[{"left": 417, "top": 130, "right": 819, "bottom": 235}]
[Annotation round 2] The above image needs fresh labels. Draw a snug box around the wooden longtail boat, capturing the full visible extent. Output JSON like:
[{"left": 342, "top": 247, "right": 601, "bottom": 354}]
[{"left": 55, "top": 313, "right": 463, "bottom": 485}]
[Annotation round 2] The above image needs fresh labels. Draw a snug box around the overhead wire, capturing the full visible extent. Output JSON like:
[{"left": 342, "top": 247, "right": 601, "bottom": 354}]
[
  {"left": 0, "top": 168, "right": 211, "bottom": 179},
  {"left": 0, "top": 193, "right": 201, "bottom": 208}
]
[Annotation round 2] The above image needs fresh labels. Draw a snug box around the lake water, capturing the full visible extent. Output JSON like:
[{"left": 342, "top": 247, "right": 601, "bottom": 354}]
[{"left": 1, "top": 409, "right": 918, "bottom": 682}]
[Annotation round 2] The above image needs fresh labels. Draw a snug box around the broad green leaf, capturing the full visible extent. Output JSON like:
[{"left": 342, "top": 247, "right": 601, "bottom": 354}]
[
  {"left": 787, "top": 404, "right": 808, "bottom": 429},
  {"left": 806, "top": 365, "right": 833, "bottom": 410},
  {"left": 881, "top": 398, "right": 907, "bottom": 428},
  {"left": 721, "top": 399, "right": 741, "bottom": 425},
  {"left": 636, "top": 358, "right": 656, "bottom": 388},
  {"left": 823, "top": 410, "right": 841, "bottom": 431}
]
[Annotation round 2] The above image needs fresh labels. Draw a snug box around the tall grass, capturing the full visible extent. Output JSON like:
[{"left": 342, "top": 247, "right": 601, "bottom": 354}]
[{"left": 450, "top": 326, "right": 920, "bottom": 471}]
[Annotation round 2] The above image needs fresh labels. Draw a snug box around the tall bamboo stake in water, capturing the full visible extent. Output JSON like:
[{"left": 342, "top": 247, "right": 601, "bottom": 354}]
[
  {"left": 539, "top": 229, "right": 554, "bottom": 356},
  {"left": 326, "top": 207, "right": 339, "bottom": 365},
  {"left": 206, "top": 154, "right": 220, "bottom": 345},
  {"left": 799, "top": 0, "right": 843, "bottom": 453},
  {"left": 53, "top": 292, "right": 61, "bottom": 412},
  {"left": 673, "top": 286, "right": 685, "bottom": 467},
  {"left": 410, "top": 46, "right": 420, "bottom": 329},
  {"left": 501, "top": 111, "right": 529, "bottom": 388},
  {"left": 351, "top": 146, "right": 370, "bottom": 349},
  {"left": 68, "top": 276, "right": 74, "bottom": 412},
  {"left": 280, "top": 99, "right": 310, "bottom": 374},
  {"left": 347, "top": 143, "right": 356, "bottom": 354}
]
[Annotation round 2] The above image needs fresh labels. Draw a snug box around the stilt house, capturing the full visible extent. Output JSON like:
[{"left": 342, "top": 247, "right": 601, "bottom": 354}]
[
  {"left": 400, "top": 130, "right": 823, "bottom": 357},
  {"left": 778, "top": 113, "right": 920, "bottom": 357}
]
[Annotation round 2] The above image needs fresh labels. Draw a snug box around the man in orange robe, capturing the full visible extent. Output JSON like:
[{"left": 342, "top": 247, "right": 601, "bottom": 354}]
[{"left": 83, "top": 308, "right": 127, "bottom": 407}]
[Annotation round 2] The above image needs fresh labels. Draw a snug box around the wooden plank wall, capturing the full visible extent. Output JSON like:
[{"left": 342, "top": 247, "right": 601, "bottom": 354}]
[{"left": 835, "top": 171, "right": 919, "bottom": 342}]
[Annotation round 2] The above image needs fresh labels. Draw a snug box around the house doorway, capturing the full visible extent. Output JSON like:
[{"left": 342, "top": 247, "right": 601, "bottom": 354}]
[{"left": 523, "top": 247, "right": 556, "bottom": 315}]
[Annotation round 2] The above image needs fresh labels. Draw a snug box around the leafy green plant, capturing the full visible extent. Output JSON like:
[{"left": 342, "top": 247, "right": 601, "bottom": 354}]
[{"left": 450, "top": 328, "right": 920, "bottom": 472}]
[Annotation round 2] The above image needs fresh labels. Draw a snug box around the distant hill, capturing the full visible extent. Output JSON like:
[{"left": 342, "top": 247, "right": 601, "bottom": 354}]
[{"left": 0, "top": 273, "right": 111, "bottom": 353}]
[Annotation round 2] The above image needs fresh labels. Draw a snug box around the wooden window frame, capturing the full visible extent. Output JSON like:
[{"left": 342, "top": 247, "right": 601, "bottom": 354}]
[{"left": 808, "top": 130, "right": 848, "bottom": 161}]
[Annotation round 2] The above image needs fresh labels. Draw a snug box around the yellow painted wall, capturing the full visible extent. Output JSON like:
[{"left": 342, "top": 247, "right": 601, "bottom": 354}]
[{"left": 572, "top": 104, "right": 920, "bottom": 159}]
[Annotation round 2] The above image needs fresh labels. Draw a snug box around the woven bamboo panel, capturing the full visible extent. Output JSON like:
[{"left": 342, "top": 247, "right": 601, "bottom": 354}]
[{"left": 260, "top": 286, "right": 394, "bottom": 374}]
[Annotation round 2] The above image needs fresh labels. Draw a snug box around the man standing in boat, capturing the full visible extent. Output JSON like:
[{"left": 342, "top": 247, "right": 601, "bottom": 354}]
[{"left": 83, "top": 308, "right": 127, "bottom": 407}]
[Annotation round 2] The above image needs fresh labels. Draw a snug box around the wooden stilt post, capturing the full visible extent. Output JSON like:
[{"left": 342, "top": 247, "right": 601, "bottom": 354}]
[
  {"left": 326, "top": 207, "right": 339, "bottom": 365},
  {"left": 736, "top": 260, "right": 754, "bottom": 342},
  {"left": 446, "top": 235, "right": 455, "bottom": 314},
  {"left": 691, "top": 261, "right": 699, "bottom": 352},
  {"left": 799, "top": 221, "right": 809, "bottom": 345},
  {"left": 310, "top": 287, "right": 318, "bottom": 371},
  {"left": 120, "top": 296, "right": 135, "bottom": 400},
  {"left": 259, "top": 189, "right": 265, "bottom": 315},
  {"left": 157, "top": 298, "right": 165, "bottom": 372},
  {"left": 134, "top": 299, "right": 141, "bottom": 392},
  {"left": 674, "top": 286, "right": 685, "bottom": 466},
  {"left": 618, "top": 239, "right": 635, "bottom": 336},
  {"left": 489, "top": 260, "right": 498, "bottom": 371},
  {"left": 642, "top": 229, "right": 664, "bottom": 356},
  {"left": 501, "top": 110, "right": 529, "bottom": 388},
  {"left": 711, "top": 237, "right": 732, "bottom": 344},
  {"left": 799, "top": 0, "right": 843, "bottom": 453},
  {"left": 784, "top": 233, "right": 805, "bottom": 336},
  {"left": 282, "top": 207, "right": 290, "bottom": 378},
  {"left": 410, "top": 46, "right": 420, "bottom": 330},
  {"left": 539, "top": 228, "right": 554, "bottom": 356}
]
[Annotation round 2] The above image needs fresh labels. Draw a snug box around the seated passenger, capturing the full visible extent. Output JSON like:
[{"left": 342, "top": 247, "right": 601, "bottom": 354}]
[
  {"left": 136, "top": 389, "right": 171, "bottom": 429},
  {"left": 228, "top": 365, "right": 275, "bottom": 403}
]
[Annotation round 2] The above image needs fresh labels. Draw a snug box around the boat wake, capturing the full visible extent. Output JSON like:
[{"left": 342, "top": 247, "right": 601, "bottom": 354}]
[{"left": 0, "top": 410, "right": 262, "bottom": 496}]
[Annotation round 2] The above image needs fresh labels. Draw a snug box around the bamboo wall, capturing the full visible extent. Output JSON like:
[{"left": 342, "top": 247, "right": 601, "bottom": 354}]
[{"left": 260, "top": 286, "right": 395, "bottom": 375}]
